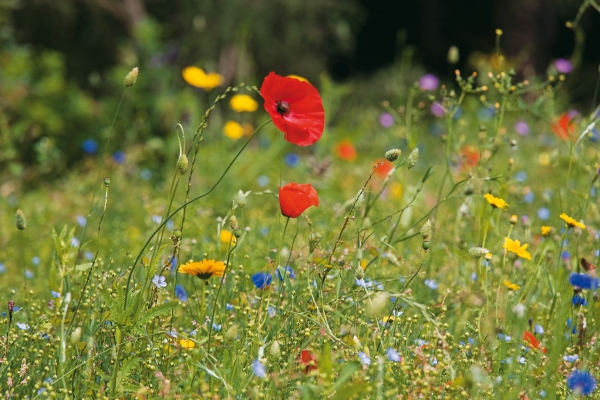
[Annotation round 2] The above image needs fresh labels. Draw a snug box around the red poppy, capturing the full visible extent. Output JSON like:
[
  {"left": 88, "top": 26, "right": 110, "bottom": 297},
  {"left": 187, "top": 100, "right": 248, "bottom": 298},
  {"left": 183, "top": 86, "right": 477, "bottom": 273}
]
[
  {"left": 300, "top": 350, "right": 318, "bottom": 374},
  {"left": 460, "top": 145, "right": 480, "bottom": 168},
  {"left": 279, "top": 182, "right": 319, "bottom": 218},
  {"left": 374, "top": 159, "right": 394, "bottom": 178},
  {"left": 523, "top": 330, "right": 547, "bottom": 353},
  {"left": 551, "top": 113, "right": 576, "bottom": 140},
  {"left": 260, "top": 72, "right": 325, "bottom": 146},
  {"left": 334, "top": 140, "right": 357, "bottom": 162}
]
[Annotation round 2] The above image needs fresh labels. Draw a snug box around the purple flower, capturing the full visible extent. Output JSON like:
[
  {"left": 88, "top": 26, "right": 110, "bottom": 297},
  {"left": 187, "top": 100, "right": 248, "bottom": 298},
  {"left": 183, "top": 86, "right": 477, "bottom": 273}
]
[
  {"left": 567, "top": 370, "right": 597, "bottom": 396},
  {"left": 555, "top": 58, "right": 573, "bottom": 74},
  {"left": 252, "top": 359, "right": 266, "bottom": 378},
  {"left": 152, "top": 275, "right": 167, "bottom": 288},
  {"left": 569, "top": 272, "right": 599, "bottom": 290},
  {"left": 419, "top": 74, "right": 439, "bottom": 91},
  {"left": 386, "top": 348, "right": 401, "bottom": 362},
  {"left": 379, "top": 113, "right": 395, "bottom": 128},
  {"left": 430, "top": 102, "right": 446, "bottom": 117},
  {"left": 515, "top": 121, "right": 530, "bottom": 136}
]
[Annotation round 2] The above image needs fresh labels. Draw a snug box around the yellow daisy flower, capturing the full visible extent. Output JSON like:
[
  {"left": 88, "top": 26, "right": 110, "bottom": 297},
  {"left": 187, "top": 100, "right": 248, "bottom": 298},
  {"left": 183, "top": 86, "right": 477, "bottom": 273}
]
[
  {"left": 182, "top": 66, "right": 223, "bottom": 91},
  {"left": 559, "top": 213, "right": 586, "bottom": 230},
  {"left": 223, "top": 121, "right": 244, "bottom": 140},
  {"left": 178, "top": 259, "right": 226, "bottom": 280},
  {"left": 503, "top": 280, "right": 520, "bottom": 290},
  {"left": 541, "top": 226, "right": 551, "bottom": 236},
  {"left": 179, "top": 338, "right": 195, "bottom": 349},
  {"left": 484, "top": 193, "right": 509, "bottom": 210},
  {"left": 229, "top": 94, "right": 258, "bottom": 112},
  {"left": 220, "top": 229, "right": 237, "bottom": 245},
  {"left": 502, "top": 237, "right": 532, "bottom": 260}
]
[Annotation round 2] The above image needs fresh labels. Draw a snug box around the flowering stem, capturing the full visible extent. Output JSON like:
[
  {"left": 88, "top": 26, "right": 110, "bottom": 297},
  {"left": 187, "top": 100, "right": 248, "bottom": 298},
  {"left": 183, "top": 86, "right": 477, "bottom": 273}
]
[{"left": 123, "top": 119, "right": 272, "bottom": 310}]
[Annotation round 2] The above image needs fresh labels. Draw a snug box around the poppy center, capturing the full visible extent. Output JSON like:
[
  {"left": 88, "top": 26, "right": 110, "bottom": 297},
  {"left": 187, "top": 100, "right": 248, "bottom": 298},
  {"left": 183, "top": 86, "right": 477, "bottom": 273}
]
[{"left": 275, "top": 100, "right": 291, "bottom": 116}]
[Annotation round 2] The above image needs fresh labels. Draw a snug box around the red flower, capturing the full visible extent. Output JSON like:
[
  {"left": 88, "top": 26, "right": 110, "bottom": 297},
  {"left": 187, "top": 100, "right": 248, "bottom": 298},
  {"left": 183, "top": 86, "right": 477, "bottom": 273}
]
[
  {"left": 300, "top": 350, "right": 318, "bottom": 374},
  {"left": 334, "top": 140, "right": 357, "bottom": 162},
  {"left": 260, "top": 72, "right": 325, "bottom": 146},
  {"left": 523, "top": 330, "right": 547, "bottom": 353},
  {"left": 551, "top": 113, "right": 576, "bottom": 140},
  {"left": 374, "top": 159, "right": 394, "bottom": 178},
  {"left": 460, "top": 145, "right": 480, "bottom": 168},
  {"left": 279, "top": 183, "right": 319, "bottom": 218}
]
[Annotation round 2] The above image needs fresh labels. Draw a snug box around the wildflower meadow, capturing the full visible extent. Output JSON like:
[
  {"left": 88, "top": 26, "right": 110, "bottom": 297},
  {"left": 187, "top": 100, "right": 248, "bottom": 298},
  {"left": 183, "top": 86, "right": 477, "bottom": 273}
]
[{"left": 3, "top": 11, "right": 600, "bottom": 400}]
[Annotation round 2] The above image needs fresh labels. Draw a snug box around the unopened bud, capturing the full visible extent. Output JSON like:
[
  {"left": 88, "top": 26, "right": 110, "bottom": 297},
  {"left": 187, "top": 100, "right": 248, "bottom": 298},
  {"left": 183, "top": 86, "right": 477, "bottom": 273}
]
[
  {"left": 124, "top": 67, "right": 139, "bottom": 87},
  {"left": 270, "top": 340, "right": 281, "bottom": 359},
  {"left": 355, "top": 267, "right": 365, "bottom": 280},
  {"left": 510, "top": 215, "right": 518, "bottom": 225},
  {"left": 407, "top": 148, "right": 419, "bottom": 169},
  {"left": 71, "top": 327, "right": 82, "bottom": 344},
  {"left": 103, "top": 177, "right": 110, "bottom": 187},
  {"left": 177, "top": 154, "right": 188, "bottom": 175},
  {"left": 235, "top": 190, "right": 250, "bottom": 208},
  {"left": 229, "top": 216, "right": 239, "bottom": 230},
  {"left": 420, "top": 219, "right": 432, "bottom": 241},
  {"left": 15, "top": 209, "right": 26, "bottom": 230},
  {"left": 447, "top": 46, "right": 459, "bottom": 64},
  {"left": 172, "top": 228, "right": 182, "bottom": 239},
  {"left": 385, "top": 149, "right": 402, "bottom": 163}
]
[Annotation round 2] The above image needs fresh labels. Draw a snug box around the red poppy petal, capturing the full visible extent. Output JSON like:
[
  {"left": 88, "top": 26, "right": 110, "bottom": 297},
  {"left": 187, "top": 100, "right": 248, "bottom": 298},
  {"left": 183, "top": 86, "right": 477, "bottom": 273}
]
[{"left": 279, "top": 183, "right": 319, "bottom": 218}]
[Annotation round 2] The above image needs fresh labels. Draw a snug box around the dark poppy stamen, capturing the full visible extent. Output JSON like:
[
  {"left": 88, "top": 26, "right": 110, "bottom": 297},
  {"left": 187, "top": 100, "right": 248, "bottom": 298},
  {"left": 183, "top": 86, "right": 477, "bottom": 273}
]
[{"left": 275, "top": 100, "right": 291, "bottom": 116}]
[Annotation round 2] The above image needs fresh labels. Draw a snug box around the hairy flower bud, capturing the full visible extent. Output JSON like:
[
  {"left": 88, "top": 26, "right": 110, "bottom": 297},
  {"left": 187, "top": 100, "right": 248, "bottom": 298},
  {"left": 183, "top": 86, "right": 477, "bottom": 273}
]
[
  {"left": 385, "top": 149, "right": 402, "bottom": 163},
  {"left": 124, "top": 67, "right": 139, "bottom": 87},
  {"left": 235, "top": 190, "right": 250, "bottom": 208},
  {"left": 177, "top": 154, "right": 189, "bottom": 175},
  {"left": 408, "top": 148, "right": 419, "bottom": 169},
  {"left": 15, "top": 209, "right": 26, "bottom": 230}
]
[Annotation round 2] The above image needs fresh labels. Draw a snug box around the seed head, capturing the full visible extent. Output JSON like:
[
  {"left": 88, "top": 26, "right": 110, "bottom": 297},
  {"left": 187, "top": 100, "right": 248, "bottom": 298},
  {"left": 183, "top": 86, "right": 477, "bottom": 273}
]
[
  {"left": 177, "top": 154, "right": 189, "bottom": 175},
  {"left": 408, "top": 148, "right": 419, "bottom": 169},
  {"left": 15, "top": 209, "right": 26, "bottom": 230},
  {"left": 469, "top": 247, "right": 489, "bottom": 258},
  {"left": 385, "top": 149, "right": 402, "bottom": 163},
  {"left": 124, "top": 67, "right": 139, "bottom": 87}
]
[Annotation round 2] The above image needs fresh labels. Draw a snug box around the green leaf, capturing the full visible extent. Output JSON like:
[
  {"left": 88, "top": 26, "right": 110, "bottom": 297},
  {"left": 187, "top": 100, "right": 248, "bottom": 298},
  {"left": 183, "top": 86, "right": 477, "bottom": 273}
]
[
  {"left": 136, "top": 301, "right": 178, "bottom": 328},
  {"left": 329, "top": 361, "right": 360, "bottom": 394},
  {"left": 117, "top": 356, "right": 140, "bottom": 382},
  {"left": 332, "top": 382, "right": 370, "bottom": 400},
  {"left": 75, "top": 263, "right": 93, "bottom": 271},
  {"left": 319, "top": 342, "right": 333, "bottom": 380}
]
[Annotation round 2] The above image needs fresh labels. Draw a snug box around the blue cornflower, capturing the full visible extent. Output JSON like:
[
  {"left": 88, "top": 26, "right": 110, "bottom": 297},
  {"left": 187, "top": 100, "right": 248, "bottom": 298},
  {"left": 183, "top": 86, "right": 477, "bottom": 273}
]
[
  {"left": 32, "top": 256, "right": 40, "bottom": 265},
  {"left": 76, "top": 215, "right": 87, "bottom": 227},
  {"left": 252, "top": 272, "right": 272, "bottom": 289},
  {"left": 563, "top": 354, "right": 579, "bottom": 363},
  {"left": 572, "top": 294, "right": 588, "bottom": 307},
  {"left": 567, "top": 370, "right": 597, "bottom": 396},
  {"left": 497, "top": 333, "right": 511, "bottom": 342},
  {"left": 50, "top": 291, "right": 61, "bottom": 298},
  {"left": 424, "top": 279, "right": 438, "bottom": 290},
  {"left": 386, "top": 348, "right": 401, "bottom": 362},
  {"left": 569, "top": 273, "right": 599, "bottom": 290},
  {"left": 212, "top": 323, "right": 222, "bottom": 331},
  {"left": 534, "top": 324, "right": 545, "bottom": 335},
  {"left": 358, "top": 351, "right": 371, "bottom": 366},
  {"left": 252, "top": 359, "right": 266, "bottom": 378},
  {"left": 82, "top": 139, "right": 98, "bottom": 154},
  {"left": 113, "top": 151, "right": 125, "bottom": 164},
  {"left": 226, "top": 303, "right": 234, "bottom": 311},
  {"left": 284, "top": 153, "right": 300, "bottom": 167},
  {"left": 25, "top": 270, "right": 34, "bottom": 279},
  {"left": 567, "top": 318, "right": 578, "bottom": 334},
  {"left": 175, "top": 284, "right": 188, "bottom": 302},
  {"left": 277, "top": 266, "right": 296, "bottom": 280},
  {"left": 268, "top": 306, "right": 276, "bottom": 318}
]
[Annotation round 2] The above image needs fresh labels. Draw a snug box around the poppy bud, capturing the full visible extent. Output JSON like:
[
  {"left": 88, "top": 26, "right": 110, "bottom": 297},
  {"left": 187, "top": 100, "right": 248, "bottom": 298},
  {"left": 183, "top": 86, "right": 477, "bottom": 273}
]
[
  {"left": 422, "top": 241, "right": 430, "bottom": 251},
  {"left": 103, "top": 177, "right": 110, "bottom": 187},
  {"left": 279, "top": 182, "right": 319, "bottom": 218},
  {"left": 172, "top": 228, "right": 182, "bottom": 239},
  {"left": 124, "top": 67, "right": 139, "bottom": 87},
  {"left": 177, "top": 154, "right": 188, "bottom": 175},
  {"left": 15, "top": 209, "right": 26, "bottom": 230}
]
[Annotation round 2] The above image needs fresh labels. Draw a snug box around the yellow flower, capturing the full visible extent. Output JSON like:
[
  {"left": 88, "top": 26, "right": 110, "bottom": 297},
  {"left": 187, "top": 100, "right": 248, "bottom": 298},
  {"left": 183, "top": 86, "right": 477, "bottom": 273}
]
[
  {"left": 503, "top": 280, "right": 520, "bottom": 290},
  {"left": 179, "top": 338, "right": 195, "bottom": 349},
  {"left": 389, "top": 182, "right": 403, "bottom": 199},
  {"left": 178, "top": 259, "right": 226, "bottom": 280},
  {"left": 559, "top": 213, "right": 586, "bottom": 229},
  {"left": 287, "top": 74, "right": 308, "bottom": 82},
  {"left": 229, "top": 94, "right": 258, "bottom": 112},
  {"left": 502, "top": 237, "right": 532, "bottom": 260},
  {"left": 220, "top": 229, "right": 237, "bottom": 245},
  {"left": 485, "top": 252, "right": 493, "bottom": 260},
  {"left": 484, "top": 193, "right": 509, "bottom": 210},
  {"left": 541, "top": 226, "right": 551, "bottom": 236},
  {"left": 223, "top": 121, "right": 244, "bottom": 140},
  {"left": 182, "top": 66, "right": 223, "bottom": 91}
]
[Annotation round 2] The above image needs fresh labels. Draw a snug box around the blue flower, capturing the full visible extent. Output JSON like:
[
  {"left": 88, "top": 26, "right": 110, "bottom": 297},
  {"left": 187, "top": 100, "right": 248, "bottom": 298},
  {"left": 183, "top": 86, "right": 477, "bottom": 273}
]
[
  {"left": 152, "top": 275, "right": 167, "bottom": 288},
  {"left": 268, "top": 306, "right": 276, "bottom": 318},
  {"left": 113, "top": 151, "right": 125, "bottom": 164},
  {"left": 277, "top": 266, "right": 296, "bottom": 280},
  {"left": 32, "top": 256, "right": 40, "bottom": 265},
  {"left": 569, "top": 273, "right": 599, "bottom": 290},
  {"left": 82, "top": 139, "right": 98, "bottom": 154},
  {"left": 424, "top": 279, "right": 438, "bottom": 290},
  {"left": 534, "top": 324, "right": 545, "bottom": 335},
  {"left": 16, "top": 323, "right": 30, "bottom": 330},
  {"left": 50, "top": 291, "right": 61, "bottom": 298},
  {"left": 572, "top": 294, "right": 588, "bottom": 307},
  {"left": 252, "top": 359, "right": 266, "bottom": 378},
  {"left": 226, "top": 303, "right": 234, "bottom": 311},
  {"left": 257, "top": 175, "right": 269, "bottom": 187},
  {"left": 471, "top": 272, "right": 477, "bottom": 281},
  {"left": 71, "top": 237, "right": 80, "bottom": 247},
  {"left": 517, "top": 356, "right": 526, "bottom": 365},
  {"left": 25, "top": 270, "right": 34, "bottom": 279},
  {"left": 567, "top": 370, "right": 597, "bottom": 396},
  {"left": 76, "top": 215, "right": 87, "bottom": 227},
  {"left": 284, "top": 153, "right": 300, "bottom": 167},
  {"left": 415, "top": 339, "right": 429, "bottom": 347},
  {"left": 563, "top": 354, "right": 579, "bottom": 363},
  {"left": 252, "top": 272, "right": 272, "bottom": 289},
  {"left": 212, "top": 323, "right": 222, "bottom": 331},
  {"left": 358, "top": 351, "right": 371, "bottom": 366},
  {"left": 567, "top": 318, "right": 578, "bottom": 334},
  {"left": 386, "top": 348, "right": 401, "bottom": 362},
  {"left": 0, "top": 263, "right": 5, "bottom": 273},
  {"left": 497, "top": 333, "right": 511, "bottom": 342},
  {"left": 175, "top": 284, "right": 188, "bottom": 302},
  {"left": 537, "top": 207, "right": 550, "bottom": 220}
]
